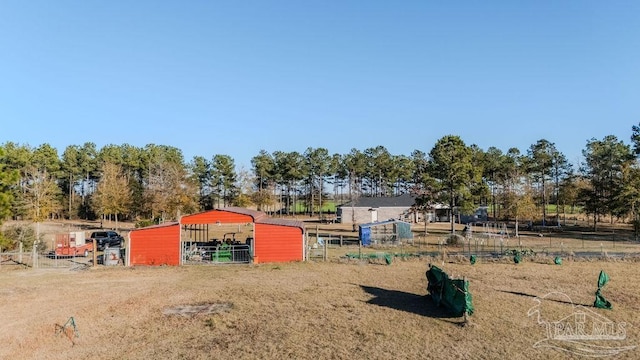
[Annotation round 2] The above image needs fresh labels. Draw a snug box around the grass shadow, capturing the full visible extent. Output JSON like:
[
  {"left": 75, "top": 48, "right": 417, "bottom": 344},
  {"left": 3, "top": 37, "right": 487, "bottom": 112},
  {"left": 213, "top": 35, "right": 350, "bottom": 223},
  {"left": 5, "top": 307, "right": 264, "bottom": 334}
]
[
  {"left": 359, "top": 285, "right": 465, "bottom": 324},
  {"left": 497, "top": 289, "right": 593, "bottom": 307}
]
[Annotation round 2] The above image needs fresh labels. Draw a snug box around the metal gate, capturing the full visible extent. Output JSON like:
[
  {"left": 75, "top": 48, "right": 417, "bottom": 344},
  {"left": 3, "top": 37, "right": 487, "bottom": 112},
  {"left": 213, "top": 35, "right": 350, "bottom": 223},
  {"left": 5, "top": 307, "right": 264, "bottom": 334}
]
[
  {"left": 182, "top": 242, "right": 252, "bottom": 265},
  {"left": 0, "top": 250, "right": 92, "bottom": 270}
]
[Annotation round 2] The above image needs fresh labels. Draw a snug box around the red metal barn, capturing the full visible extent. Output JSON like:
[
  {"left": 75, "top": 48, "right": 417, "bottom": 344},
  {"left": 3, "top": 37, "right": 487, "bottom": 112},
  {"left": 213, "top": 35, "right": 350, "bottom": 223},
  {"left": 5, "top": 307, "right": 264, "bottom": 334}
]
[
  {"left": 253, "top": 218, "right": 305, "bottom": 263},
  {"left": 126, "top": 208, "right": 306, "bottom": 266},
  {"left": 127, "top": 222, "right": 181, "bottom": 266},
  {"left": 180, "top": 207, "right": 306, "bottom": 264}
]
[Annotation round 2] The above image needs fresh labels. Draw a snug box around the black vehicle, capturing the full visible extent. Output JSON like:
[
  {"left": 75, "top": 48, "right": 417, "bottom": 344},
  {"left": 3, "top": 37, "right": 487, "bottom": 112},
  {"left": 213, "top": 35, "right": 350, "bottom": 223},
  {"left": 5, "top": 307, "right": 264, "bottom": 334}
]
[{"left": 90, "top": 231, "right": 123, "bottom": 251}]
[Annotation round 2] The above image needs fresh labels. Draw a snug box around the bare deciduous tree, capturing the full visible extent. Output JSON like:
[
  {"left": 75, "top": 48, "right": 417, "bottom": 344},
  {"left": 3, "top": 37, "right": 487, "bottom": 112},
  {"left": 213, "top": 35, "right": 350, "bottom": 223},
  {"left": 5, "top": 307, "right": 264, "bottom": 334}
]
[{"left": 93, "top": 162, "right": 131, "bottom": 230}]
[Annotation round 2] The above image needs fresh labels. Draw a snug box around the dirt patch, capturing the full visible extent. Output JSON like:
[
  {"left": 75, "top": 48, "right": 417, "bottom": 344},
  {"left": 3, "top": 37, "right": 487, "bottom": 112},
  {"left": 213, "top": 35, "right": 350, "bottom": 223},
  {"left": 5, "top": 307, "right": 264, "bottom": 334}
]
[{"left": 163, "top": 302, "right": 233, "bottom": 317}]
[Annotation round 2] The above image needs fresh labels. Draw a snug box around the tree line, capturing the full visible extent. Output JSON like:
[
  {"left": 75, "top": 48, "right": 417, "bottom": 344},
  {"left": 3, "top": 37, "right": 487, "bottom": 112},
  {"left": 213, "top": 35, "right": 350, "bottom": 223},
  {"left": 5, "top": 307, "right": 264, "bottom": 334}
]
[{"left": 1, "top": 125, "right": 640, "bottom": 237}]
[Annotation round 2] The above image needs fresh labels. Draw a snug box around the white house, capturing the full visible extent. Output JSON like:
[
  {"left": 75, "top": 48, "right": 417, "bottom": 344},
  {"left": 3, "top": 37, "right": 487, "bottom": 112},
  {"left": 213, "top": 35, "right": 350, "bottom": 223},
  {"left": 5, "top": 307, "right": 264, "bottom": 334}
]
[{"left": 337, "top": 194, "right": 421, "bottom": 224}]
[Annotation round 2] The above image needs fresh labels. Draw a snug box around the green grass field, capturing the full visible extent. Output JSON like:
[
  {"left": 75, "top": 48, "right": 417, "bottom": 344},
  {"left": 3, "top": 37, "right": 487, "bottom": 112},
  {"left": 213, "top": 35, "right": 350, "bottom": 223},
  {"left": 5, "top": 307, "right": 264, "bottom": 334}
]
[{"left": 287, "top": 201, "right": 339, "bottom": 214}]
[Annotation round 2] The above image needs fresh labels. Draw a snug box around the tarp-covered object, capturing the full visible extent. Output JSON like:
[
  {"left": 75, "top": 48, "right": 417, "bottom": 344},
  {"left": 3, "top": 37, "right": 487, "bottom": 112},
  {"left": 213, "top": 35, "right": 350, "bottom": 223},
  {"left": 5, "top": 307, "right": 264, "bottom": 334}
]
[
  {"left": 426, "top": 265, "right": 474, "bottom": 316},
  {"left": 514, "top": 253, "right": 522, "bottom": 264},
  {"left": 594, "top": 270, "right": 612, "bottom": 310}
]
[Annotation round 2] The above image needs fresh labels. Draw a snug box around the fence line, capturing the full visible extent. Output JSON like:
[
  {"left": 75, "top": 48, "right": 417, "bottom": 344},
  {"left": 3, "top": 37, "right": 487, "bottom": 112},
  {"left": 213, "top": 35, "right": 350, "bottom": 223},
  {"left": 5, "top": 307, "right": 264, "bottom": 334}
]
[{"left": 0, "top": 249, "right": 92, "bottom": 269}]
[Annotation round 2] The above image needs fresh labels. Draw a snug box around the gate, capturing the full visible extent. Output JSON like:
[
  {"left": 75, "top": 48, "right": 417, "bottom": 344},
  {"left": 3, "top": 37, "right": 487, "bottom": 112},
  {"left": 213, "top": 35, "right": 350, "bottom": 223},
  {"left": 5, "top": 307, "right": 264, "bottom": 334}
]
[
  {"left": 0, "top": 250, "right": 91, "bottom": 270},
  {"left": 182, "top": 242, "right": 252, "bottom": 265}
]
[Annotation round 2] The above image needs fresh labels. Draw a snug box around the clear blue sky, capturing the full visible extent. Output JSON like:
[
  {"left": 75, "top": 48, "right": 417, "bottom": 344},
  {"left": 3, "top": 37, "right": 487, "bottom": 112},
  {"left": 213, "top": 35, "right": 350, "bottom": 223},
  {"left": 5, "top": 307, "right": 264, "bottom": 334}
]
[{"left": 1, "top": 1, "right": 638, "bottom": 170}]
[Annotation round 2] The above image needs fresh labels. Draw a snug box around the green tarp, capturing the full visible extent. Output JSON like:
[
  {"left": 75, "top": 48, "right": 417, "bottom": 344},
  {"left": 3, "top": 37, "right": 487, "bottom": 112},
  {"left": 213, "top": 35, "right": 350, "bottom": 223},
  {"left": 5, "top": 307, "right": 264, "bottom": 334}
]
[
  {"left": 426, "top": 265, "right": 474, "bottom": 317},
  {"left": 345, "top": 252, "right": 393, "bottom": 265},
  {"left": 594, "top": 270, "right": 612, "bottom": 310},
  {"left": 469, "top": 255, "right": 477, "bottom": 265},
  {"left": 514, "top": 254, "right": 522, "bottom": 264},
  {"left": 554, "top": 256, "right": 562, "bottom": 265}
]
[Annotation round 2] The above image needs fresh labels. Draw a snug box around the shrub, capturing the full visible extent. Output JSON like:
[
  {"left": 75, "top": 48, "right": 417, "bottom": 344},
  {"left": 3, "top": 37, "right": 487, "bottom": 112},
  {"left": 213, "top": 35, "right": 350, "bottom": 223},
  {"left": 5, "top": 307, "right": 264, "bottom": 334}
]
[
  {"left": 1, "top": 224, "right": 42, "bottom": 251},
  {"left": 135, "top": 219, "right": 156, "bottom": 228},
  {"left": 445, "top": 234, "right": 465, "bottom": 246}
]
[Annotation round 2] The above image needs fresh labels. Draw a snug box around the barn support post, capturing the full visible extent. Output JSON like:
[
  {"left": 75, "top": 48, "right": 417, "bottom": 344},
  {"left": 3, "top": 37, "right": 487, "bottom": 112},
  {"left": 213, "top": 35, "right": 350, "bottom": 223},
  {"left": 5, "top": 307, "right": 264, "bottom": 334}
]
[
  {"left": 304, "top": 233, "right": 308, "bottom": 261},
  {"left": 125, "top": 236, "right": 129, "bottom": 266}
]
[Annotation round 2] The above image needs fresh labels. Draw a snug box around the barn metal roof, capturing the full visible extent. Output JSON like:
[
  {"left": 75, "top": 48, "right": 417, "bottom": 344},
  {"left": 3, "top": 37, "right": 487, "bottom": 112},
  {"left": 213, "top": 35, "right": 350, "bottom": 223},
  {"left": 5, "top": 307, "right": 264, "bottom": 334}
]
[
  {"left": 219, "top": 207, "right": 268, "bottom": 221},
  {"left": 178, "top": 207, "right": 304, "bottom": 231},
  {"left": 130, "top": 221, "right": 179, "bottom": 231},
  {"left": 208, "top": 207, "right": 304, "bottom": 231},
  {"left": 256, "top": 217, "right": 305, "bottom": 232}
]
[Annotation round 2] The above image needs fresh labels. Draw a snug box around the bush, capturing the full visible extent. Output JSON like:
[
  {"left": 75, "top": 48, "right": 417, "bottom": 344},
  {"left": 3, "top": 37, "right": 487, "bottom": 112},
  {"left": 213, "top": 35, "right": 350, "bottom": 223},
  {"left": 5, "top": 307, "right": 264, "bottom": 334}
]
[
  {"left": 0, "top": 233, "right": 11, "bottom": 250},
  {"left": 135, "top": 219, "right": 156, "bottom": 228},
  {"left": 503, "top": 249, "right": 536, "bottom": 257},
  {"left": 445, "top": 234, "right": 465, "bottom": 246},
  {"left": 1, "top": 224, "right": 42, "bottom": 251}
]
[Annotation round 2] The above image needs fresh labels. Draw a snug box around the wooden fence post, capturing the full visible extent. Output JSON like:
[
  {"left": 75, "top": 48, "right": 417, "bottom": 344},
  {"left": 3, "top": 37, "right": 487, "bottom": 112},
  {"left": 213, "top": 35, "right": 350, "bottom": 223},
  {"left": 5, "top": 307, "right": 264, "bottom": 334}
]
[
  {"left": 323, "top": 236, "right": 327, "bottom": 262},
  {"left": 93, "top": 239, "right": 97, "bottom": 266},
  {"left": 32, "top": 243, "right": 37, "bottom": 269}
]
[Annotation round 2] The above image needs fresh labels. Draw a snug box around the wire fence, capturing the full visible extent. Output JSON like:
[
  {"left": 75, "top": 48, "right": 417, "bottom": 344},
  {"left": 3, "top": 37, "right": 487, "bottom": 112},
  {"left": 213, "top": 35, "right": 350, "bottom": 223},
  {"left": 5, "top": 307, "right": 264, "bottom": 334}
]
[
  {"left": 410, "top": 232, "right": 640, "bottom": 259},
  {"left": 303, "top": 228, "right": 640, "bottom": 262},
  {"left": 0, "top": 250, "right": 93, "bottom": 270}
]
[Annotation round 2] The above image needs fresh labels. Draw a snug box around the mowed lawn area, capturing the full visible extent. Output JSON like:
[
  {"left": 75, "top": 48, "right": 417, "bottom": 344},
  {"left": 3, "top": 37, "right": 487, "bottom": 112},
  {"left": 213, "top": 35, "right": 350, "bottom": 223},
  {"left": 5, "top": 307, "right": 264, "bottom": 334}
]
[{"left": 1, "top": 258, "right": 639, "bottom": 360}]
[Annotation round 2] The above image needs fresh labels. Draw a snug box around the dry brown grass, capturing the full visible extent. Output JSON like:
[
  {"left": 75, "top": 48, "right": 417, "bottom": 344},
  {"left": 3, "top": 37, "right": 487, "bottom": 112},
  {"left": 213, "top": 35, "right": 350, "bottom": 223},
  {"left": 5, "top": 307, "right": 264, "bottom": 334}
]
[
  {"left": 2, "top": 219, "right": 639, "bottom": 359},
  {"left": 2, "top": 257, "right": 640, "bottom": 360}
]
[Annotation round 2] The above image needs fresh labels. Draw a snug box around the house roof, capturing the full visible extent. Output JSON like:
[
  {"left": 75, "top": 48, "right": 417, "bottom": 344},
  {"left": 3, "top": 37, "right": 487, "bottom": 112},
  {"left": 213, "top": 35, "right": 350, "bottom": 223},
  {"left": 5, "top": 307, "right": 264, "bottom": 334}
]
[{"left": 339, "top": 193, "right": 416, "bottom": 208}]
